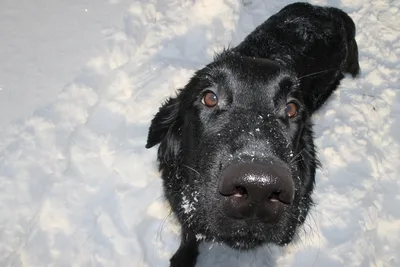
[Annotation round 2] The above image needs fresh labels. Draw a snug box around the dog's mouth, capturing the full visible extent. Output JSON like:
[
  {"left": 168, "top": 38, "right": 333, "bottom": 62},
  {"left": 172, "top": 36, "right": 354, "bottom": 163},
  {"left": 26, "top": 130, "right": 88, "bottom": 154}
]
[
  {"left": 210, "top": 213, "right": 297, "bottom": 250},
  {"left": 217, "top": 230, "right": 268, "bottom": 250}
]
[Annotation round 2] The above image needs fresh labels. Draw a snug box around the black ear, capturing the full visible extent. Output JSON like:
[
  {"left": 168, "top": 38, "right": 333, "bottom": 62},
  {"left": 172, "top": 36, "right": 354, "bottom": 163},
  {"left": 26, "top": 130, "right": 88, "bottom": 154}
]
[{"left": 145, "top": 95, "right": 181, "bottom": 149}]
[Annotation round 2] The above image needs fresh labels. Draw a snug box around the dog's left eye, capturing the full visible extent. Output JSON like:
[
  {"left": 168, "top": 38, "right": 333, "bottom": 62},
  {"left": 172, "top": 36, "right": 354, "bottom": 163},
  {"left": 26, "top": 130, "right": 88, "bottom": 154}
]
[
  {"left": 285, "top": 102, "right": 298, "bottom": 118},
  {"left": 201, "top": 91, "right": 218, "bottom": 107}
]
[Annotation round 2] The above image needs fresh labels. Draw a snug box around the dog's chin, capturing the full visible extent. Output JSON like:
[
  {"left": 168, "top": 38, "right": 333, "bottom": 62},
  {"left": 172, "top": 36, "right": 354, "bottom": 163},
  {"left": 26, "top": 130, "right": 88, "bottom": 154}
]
[
  {"left": 220, "top": 237, "right": 266, "bottom": 251},
  {"left": 208, "top": 216, "right": 298, "bottom": 250}
]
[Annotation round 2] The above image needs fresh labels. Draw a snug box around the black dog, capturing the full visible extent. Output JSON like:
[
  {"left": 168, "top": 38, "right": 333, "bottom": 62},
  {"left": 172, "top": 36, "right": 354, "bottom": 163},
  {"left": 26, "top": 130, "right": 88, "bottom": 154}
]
[{"left": 146, "top": 2, "right": 360, "bottom": 267}]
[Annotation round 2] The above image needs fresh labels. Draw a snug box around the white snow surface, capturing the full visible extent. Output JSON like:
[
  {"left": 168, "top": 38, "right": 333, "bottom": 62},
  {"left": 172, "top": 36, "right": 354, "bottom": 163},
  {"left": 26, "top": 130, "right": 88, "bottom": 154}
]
[{"left": 0, "top": 0, "right": 399, "bottom": 266}]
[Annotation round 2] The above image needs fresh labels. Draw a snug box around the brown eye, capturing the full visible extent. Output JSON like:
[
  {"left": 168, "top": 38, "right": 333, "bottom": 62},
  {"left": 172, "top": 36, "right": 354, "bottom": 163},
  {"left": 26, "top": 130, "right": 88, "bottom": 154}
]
[
  {"left": 202, "top": 91, "right": 218, "bottom": 107},
  {"left": 285, "top": 102, "right": 298, "bottom": 118}
]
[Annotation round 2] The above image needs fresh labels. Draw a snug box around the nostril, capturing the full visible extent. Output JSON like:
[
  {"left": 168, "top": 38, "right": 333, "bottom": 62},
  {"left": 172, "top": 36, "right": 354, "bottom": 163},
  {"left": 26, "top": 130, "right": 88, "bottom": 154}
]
[
  {"left": 268, "top": 190, "right": 293, "bottom": 205},
  {"left": 233, "top": 186, "right": 247, "bottom": 198},
  {"left": 268, "top": 191, "right": 280, "bottom": 202}
]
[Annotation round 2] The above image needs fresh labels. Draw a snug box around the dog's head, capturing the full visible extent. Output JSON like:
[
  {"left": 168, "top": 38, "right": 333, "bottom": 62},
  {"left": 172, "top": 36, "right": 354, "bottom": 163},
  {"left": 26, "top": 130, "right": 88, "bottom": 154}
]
[{"left": 146, "top": 54, "right": 318, "bottom": 249}]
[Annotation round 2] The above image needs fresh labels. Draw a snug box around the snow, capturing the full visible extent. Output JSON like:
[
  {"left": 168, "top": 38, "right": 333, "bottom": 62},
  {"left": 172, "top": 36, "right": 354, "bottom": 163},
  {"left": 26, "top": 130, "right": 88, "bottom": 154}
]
[
  {"left": 0, "top": 0, "right": 399, "bottom": 266},
  {"left": 0, "top": 0, "right": 131, "bottom": 126}
]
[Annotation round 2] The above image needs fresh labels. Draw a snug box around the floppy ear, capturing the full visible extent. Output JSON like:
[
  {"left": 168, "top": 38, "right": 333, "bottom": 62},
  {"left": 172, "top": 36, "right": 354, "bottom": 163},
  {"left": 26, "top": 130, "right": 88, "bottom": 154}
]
[{"left": 145, "top": 95, "right": 181, "bottom": 149}]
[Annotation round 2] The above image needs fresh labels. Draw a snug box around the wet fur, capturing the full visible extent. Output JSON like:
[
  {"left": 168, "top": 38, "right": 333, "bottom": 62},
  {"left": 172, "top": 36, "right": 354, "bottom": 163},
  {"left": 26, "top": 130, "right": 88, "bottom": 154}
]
[{"left": 146, "top": 3, "right": 360, "bottom": 267}]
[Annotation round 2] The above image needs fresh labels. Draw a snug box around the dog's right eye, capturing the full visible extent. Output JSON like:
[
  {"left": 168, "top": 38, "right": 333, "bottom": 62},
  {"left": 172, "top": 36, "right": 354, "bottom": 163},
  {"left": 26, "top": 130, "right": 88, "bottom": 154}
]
[
  {"left": 201, "top": 91, "right": 218, "bottom": 107},
  {"left": 285, "top": 102, "right": 298, "bottom": 118}
]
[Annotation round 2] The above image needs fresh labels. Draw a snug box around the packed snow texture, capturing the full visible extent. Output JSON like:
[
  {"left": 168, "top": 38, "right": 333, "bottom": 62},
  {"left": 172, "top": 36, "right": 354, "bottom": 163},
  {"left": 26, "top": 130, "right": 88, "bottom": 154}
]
[{"left": 0, "top": 0, "right": 399, "bottom": 266}]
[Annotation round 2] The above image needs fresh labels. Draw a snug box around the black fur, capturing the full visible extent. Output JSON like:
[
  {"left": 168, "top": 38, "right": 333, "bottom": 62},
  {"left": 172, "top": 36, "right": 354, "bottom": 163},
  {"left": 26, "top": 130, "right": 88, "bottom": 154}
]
[{"left": 146, "top": 2, "right": 360, "bottom": 267}]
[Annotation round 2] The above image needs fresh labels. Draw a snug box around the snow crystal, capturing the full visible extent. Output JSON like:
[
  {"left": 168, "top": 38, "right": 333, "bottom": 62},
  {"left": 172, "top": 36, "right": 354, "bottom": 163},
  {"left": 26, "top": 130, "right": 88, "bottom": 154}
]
[
  {"left": 195, "top": 233, "right": 206, "bottom": 241},
  {"left": 181, "top": 195, "right": 196, "bottom": 214}
]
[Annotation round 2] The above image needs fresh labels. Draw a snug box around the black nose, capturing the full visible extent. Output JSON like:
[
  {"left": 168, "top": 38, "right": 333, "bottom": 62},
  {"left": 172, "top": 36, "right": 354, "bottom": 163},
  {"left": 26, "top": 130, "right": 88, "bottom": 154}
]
[{"left": 218, "top": 160, "right": 294, "bottom": 222}]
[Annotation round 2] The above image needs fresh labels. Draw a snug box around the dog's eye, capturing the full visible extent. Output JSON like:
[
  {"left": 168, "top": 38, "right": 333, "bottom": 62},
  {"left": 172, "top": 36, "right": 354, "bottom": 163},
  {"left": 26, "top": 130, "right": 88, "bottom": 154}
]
[
  {"left": 285, "top": 102, "right": 298, "bottom": 118},
  {"left": 201, "top": 91, "right": 218, "bottom": 107}
]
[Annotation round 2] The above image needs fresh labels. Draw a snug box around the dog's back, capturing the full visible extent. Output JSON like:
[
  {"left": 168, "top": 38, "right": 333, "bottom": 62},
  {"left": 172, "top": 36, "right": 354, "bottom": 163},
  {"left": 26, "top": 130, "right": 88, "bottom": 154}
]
[{"left": 231, "top": 2, "right": 360, "bottom": 111}]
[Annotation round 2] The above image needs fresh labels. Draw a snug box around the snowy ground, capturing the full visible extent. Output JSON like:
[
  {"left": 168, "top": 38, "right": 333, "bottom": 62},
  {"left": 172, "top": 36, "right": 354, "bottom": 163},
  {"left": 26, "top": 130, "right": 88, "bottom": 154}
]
[{"left": 0, "top": 0, "right": 399, "bottom": 266}]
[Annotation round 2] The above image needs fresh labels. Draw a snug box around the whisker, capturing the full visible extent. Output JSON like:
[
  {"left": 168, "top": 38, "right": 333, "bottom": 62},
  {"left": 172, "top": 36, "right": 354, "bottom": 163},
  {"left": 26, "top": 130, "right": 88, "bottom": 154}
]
[
  {"left": 182, "top": 164, "right": 201, "bottom": 177},
  {"left": 312, "top": 207, "right": 338, "bottom": 230},
  {"left": 290, "top": 158, "right": 304, "bottom": 166},
  {"left": 290, "top": 147, "right": 307, "bottom": 164},
  {"left": 308, "top": 212, "right": 322, "bottom": 267},
  {"left": 156, "top": 209, "right": 174, "bottom": 243},
  {"left": 298, "top": 68, "right": 339, "bottom": 80}
]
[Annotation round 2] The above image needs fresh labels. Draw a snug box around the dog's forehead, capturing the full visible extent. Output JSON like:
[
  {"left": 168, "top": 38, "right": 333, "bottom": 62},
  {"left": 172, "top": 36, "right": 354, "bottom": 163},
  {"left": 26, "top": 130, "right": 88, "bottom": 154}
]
[
  {"left": 213, "top": 55, "right": 283, "bottom": 79},
  {"left": 206, "top": 55, "right": 295, "bottom": 98}
]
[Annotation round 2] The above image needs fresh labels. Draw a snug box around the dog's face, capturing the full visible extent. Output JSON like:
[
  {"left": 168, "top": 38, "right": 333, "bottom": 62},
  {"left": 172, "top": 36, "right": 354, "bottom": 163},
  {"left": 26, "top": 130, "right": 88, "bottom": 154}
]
[{"left": 146, "top": 54, "right": 317, "bottom": 249}]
